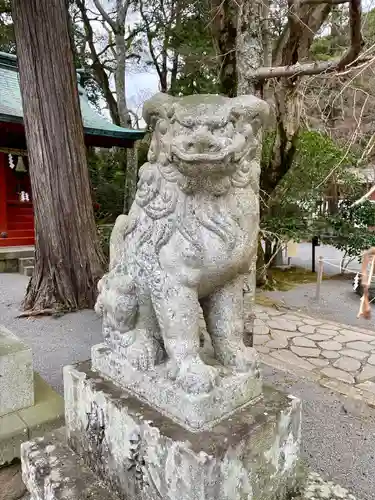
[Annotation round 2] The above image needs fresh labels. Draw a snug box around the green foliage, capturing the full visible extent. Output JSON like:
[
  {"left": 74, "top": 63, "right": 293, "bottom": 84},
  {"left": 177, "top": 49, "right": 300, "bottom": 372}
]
[
  {"left": 310, "top": 35, "right": 341, "bottom": 61},
  {"left": 78, "top": 71, "right": 105, "bottom": 112},
  {"left": 135, "top": 0, "right": 218, "bottom": 96},
  {"left": 0, "top": 0, "right": 15, "bottom": 53},
  {"left": 97, "top": 223, "right": 113, "bottom": 267},
  {"left": 310, "top": 7, "right": 375, "bottom": 62},
  {"left": 88, "top": 140, "right": 150, "bottom": 224},
  {"left": 363, "top": 8, "right": 375, "bottom": 46},
  {"left": 0, "top": 1, "right": 102, "bottom": 108},
  {"left": 276, "top": 131, "right": 357, "bottom": 203},
  {"left": 88, "top": 148, "right": 127, "bottom": 223},
  {"left": 309, "top": 6, "right": 349, "bottom": 61},
  {"left": 323, "top": 200, "right": 375, "bottom": 260},
  {"left": 262, "top": 130, "right": 366, "bottom": 250},
  {"left": 170, "top": 8, "right": 219, "bottom": 96}
]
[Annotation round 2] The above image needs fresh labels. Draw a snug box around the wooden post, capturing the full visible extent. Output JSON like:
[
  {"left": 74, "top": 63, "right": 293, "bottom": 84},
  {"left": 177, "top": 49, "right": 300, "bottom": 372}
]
[
  {"left": 315, "top": 256, "right": 324, "bottom": 301},
  {"left": 0, "top": 153, "right": 7, "bottom": 233}
]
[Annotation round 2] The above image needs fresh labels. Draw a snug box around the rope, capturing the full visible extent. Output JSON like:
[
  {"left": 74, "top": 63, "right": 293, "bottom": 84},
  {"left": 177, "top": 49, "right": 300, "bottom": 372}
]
[
  {"left": 318, "top": 259, "right": 366, "bottom": 276},
  {"left": 314, "top": 255, "right": 375, "bottom": 318}
]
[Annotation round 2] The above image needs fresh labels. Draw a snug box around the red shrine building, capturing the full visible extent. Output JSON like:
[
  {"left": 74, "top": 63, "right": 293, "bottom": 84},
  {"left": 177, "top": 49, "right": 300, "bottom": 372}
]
[{"left": 0, "top": 52, "right": 144, "bottom": 247}]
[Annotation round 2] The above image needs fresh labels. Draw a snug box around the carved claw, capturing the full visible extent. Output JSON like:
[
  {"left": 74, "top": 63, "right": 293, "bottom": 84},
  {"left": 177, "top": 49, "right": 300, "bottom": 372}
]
[
  {"left": 124, "top": 331, "right": 161, "bottom": 372},
  {"left": 216, "top": 346, "right": 258, "bottom": 373},
  {"left": 176, "top": 356, "right": 218, "bottom": 394}
]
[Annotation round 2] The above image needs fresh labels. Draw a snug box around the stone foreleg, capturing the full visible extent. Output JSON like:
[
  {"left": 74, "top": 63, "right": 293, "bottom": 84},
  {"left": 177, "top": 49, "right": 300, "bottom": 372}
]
[
  {"left": 154, "top": 280, "right": 218, "bottom": 394},
  {"left": 201, "top": 275, "right": 258, "bottom": 372}
]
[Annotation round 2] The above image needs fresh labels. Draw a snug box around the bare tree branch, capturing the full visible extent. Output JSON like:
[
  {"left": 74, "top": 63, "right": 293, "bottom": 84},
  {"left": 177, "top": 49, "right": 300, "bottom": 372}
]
[
  {"left": 92, "top": 0, "right": 116, "bottom": 31},
  {"left": 96, "top": 43, "right": 116, "bottom": 58},
  {"left": 139, "top": 0, "right": 168, "bottom": 92},
  {"left": 337, "top": 0, "right": 363, "bottom": 69},
  {"left": 129, "top": 108, "right": 140, "bottom": 128},
  {"left": 75, "top": 0, "right": 120, "bottom": 124},
  {"left": 302, "top": 0, "right": 350, "bottom": 4},
  {"left": 253, "top": 55, "right": 373, "bottom": 80},
  {"left": 253, "top": 0, "right": 364, "bottom": 81},
  {"left": 117, "top": 0, "right": 127, "bottom": 26}
]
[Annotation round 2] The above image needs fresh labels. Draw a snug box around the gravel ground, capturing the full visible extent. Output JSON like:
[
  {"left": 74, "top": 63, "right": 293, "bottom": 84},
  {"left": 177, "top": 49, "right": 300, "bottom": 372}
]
[
  {"left": 1, "top": 273, "right": 375, "bottom": 499},
  {"left": 0, "top": 273, "right": 102, "bottom": 394},
  {"left": 265, "top": 278, "right": 375, "bottom": 331},
  {"left": 264, "top": 365, "right": 375, "bottom": 500}
]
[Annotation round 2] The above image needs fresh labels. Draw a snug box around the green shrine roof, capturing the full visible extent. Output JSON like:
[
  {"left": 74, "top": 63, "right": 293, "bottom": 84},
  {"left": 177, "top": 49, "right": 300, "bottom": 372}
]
[{"left": 0, "top": 52, "right": 145, "bottom": 146}]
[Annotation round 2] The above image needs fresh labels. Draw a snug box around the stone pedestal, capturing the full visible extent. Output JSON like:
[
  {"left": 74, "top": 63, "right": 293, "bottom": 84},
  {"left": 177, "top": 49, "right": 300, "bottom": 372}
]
[
  {"left": 0, "top": 326, "right": 64, "bottom": 465},
  {"left": 21, "top": 361, "right": 302, "bottom": 500},
  {"left": 91, "top": 343, "right": 262, "bottom": 432},
  {"left": 0, "top": 326, "right": 34, "bottom": 416}
]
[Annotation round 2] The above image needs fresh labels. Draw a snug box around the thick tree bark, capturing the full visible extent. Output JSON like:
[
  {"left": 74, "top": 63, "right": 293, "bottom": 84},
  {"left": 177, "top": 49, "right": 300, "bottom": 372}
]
[
  {"left": 235, "top": 0, "right": 270, "bottom": 294},
  {"left": 12, "top": 0, "right": 105, "bottom": 314},
  {"left": 210, "top": 0, "right": 237, "bottom": 97},
  {"left": 236, "top": 0, "right": 264, "bottom": 95},
  {"left": 123, "top": 144, "right": 139, "bottom": 213}
]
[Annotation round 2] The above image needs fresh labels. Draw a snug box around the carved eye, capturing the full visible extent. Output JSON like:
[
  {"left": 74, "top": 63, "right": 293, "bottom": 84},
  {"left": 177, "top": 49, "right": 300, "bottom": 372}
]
[
  {"left": 229, "top": 108, "right": 243, "bottom": 122},
  {"left": 158, "top": 120, "right": 168, "bottom": 135},
  {"left": 167, "top": 106, "right": 176, "bottom": 119}
]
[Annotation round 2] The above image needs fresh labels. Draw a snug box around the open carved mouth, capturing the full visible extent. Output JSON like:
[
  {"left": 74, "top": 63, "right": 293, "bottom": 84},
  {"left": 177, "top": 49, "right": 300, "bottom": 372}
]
[{"left": 171, "top": 146, "right": 234, "bottom": 164}]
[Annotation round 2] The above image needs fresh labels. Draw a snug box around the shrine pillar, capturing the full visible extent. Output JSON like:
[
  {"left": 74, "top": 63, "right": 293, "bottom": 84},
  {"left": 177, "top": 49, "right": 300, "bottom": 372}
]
[{"left": 0, "top": 153, "right": 7, "bottom": 234}]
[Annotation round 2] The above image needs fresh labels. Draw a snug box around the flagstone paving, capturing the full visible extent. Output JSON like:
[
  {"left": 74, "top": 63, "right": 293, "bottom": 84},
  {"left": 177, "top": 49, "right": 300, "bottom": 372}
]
[{"left": 250, "top": 305, "right": 375, "bottom": 406}]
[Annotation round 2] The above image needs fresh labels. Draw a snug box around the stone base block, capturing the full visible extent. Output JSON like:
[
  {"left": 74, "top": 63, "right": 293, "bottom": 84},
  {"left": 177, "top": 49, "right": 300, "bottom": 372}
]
[
  {"left": 0, "top": 372, "right": 64, "bottom": 465},
  {"left": 20, "top": 432, "right": 359, "bottom": 500},
  {"left": 0, "top": 326, "right": 34, "bottom": 416},
  {"left": 63, "top": 361, "right": 302, "bottom": 500},
  {"left": 91, "top": 342, "right": 262, "bottom": 432},
  {"left": 22, "top": 428, "right": 120, "bottom": 500}
]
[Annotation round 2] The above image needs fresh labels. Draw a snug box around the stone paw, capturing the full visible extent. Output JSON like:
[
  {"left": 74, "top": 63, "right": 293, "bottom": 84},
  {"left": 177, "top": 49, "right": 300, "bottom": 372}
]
[
  {"left": 176, "top": 356, "right": 218, "bottom": 394},
  {"left": 217, "top": 345, "right": 259, "bottom": 373},
  {"left": 124, "top": 330, "right": 161, "bottom": 372}
]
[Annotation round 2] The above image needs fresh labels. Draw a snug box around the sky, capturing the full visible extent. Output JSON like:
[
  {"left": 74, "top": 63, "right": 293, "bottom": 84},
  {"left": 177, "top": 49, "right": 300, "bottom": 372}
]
[{"left": 86, "top": 1, "right": 160, "bottom": 124}]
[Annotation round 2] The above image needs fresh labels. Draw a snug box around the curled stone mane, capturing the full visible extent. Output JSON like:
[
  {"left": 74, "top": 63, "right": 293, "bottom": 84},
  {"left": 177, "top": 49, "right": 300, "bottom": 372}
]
[{"left": 131, "top": 159, "right": 246, "bottom": 258}]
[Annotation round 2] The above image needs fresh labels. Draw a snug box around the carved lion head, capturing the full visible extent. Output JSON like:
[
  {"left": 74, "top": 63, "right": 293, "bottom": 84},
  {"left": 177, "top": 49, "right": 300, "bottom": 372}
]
[{"left": 143, "top": 93, "right": 269, "bottom": 179}]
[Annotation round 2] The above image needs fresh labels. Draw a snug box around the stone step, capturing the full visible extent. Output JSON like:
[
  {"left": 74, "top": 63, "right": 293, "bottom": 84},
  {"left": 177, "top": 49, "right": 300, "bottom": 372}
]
[
  {"left": 0, "top": 371, "right": 64, "bottom": 466},
  {"left": 23, "top": 265, "right": 34, "bottom": 277},
  {"left": 22, "top": 428, "right": 120, "bottom": 500},
  {"left": 0, "top": 247, "right": 35, "bottom": 273},
  {"left": 19, "top": 257, "right": 35, "bottom": 275}
]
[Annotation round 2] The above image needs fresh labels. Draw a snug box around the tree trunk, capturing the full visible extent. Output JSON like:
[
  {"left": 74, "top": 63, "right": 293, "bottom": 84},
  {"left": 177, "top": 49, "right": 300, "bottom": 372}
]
[
  {"left": 236, "top": 0, "right": 264, "bottom": 95},
  {"left": 12, "top": 0, "right": 105, "bottom": 314},
  {"left": 123, "top": 144, "right": 139, "bottom": 213},
  {"left": 235, "top": 0, "right": 269, "bottom": 296},
  {"left": 210, "top": 0, "right": 237, "bottom": 97}
]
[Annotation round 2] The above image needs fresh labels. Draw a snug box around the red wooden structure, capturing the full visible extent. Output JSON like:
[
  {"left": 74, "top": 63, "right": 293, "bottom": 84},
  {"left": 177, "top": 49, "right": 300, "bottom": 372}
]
[
  {"left": 0, "top": 152, "right": 33, "bottom": 246},
  {"left": 0, "top": 51, "right": 145, "bottom": 248}
]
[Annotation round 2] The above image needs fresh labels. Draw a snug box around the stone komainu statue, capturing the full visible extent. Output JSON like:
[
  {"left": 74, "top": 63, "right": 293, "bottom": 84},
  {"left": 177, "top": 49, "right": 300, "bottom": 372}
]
[{"left": 95, "top": 93, "right": 269, "bottom": 395}]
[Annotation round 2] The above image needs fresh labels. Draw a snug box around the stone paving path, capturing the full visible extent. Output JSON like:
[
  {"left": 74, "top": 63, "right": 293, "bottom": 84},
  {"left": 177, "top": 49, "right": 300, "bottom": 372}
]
[{"left": 251, "top": 305, "right": 375, "bottom": 407}]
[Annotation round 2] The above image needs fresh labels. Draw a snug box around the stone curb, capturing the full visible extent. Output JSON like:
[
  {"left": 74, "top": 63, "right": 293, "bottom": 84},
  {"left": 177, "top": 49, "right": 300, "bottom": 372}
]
[{"left": 0, "top": 372, "right": 64, "bottom": 465}]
